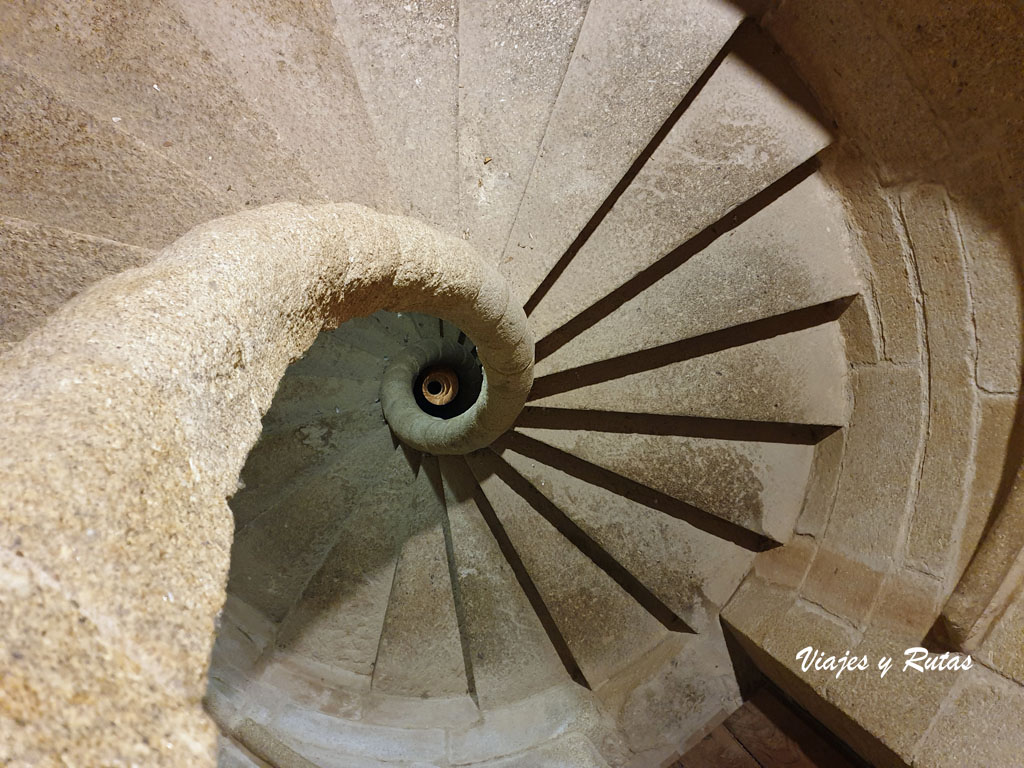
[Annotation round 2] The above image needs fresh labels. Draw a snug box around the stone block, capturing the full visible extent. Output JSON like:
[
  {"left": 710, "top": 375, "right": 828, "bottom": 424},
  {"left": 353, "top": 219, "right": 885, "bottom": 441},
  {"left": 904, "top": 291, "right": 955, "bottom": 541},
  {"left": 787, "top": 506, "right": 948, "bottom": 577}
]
[
  {"left": 457, "top": 0, "right": 589, "bottom": 258},
  {"left": 823, "top": 627, "right": 960, "bottom": 767},
  {"left": 330, "top": 0, "right": 458, "bottom": 229},
  {"left": 977, "top": 579, "right": 1024, "bottom": 686},
  {"left": 528, "top": 32, "right": 834, "bottom": 339},
  {"left": 800, "top": 546, "right": 885, "bottom": 627},
  {"left": 752, "top": 534, "right": 817, "bottom": 591},
  {"left": 176, "top": 0, "right": 388, "bottom": 208},
  {"left": 865, "top": 568, "right": 942, "bottom": 642},
  {"left": 0, "top": 62, "right": 231, "bottom": 248},
  {"left": 0, "top": 215, "right": 154, "bottom": 346},
  {"left": 448, "top": 683, "right": 606, "bottom": 765},
  {"left": 913, "top": 666, "right": 1024, "bottom": 768},
  {"left": 957, "top": 393, "right": 1017, "bottom": 578},
  {"left": 823, "top": 149, "right": 924, "bottom": 365},
  {"left": 499, "top": 0, "right": 743, "bottom": 303},
  {"left": 823, "top": 363, "right": 925, "bottom": 569},
  {"left": 0, "top": 0, "right": 321, "bottom": 209},
  {"left": 795, "top": 428, "right": 846, "bottom": 538},
  {"left": 900, "top": 184, "right": 979, "bottom": 580}
]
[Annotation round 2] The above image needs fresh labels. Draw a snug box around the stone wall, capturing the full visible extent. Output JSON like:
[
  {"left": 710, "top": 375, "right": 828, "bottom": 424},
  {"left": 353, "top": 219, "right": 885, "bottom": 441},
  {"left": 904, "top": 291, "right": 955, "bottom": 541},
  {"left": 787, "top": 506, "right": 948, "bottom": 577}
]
[{"left": 722, "top": 1, "right": 1024, "bottom": 765}]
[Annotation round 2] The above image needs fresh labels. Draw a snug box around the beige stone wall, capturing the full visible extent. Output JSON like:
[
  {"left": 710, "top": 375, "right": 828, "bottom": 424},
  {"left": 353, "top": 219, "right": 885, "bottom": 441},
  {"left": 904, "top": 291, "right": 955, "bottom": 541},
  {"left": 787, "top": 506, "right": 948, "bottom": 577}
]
[{"left": 723, "top": 1, "right": 1024, "bottom": 765}]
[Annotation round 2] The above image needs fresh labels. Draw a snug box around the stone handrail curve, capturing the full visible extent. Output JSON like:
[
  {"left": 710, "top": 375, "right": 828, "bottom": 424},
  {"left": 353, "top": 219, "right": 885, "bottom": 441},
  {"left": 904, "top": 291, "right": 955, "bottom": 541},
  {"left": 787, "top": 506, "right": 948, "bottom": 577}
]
[{"left": 0, "top": 202, "right": 532, "bottom": 763}]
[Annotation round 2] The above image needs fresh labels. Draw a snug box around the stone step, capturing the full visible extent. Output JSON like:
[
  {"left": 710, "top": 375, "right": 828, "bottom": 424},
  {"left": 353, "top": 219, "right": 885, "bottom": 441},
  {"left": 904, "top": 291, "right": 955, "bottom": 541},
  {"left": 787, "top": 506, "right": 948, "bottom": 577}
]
[
  {"left": 371, "top": 457, "right": 470, "bottom": 699},
  {"left": 0, "top": 215, "right": 154, "bottom": 347},
  {"left": 509, "top": 426, "right": 815, "bottom": 544},
  {"left": 369, "top": 311, "right": 421, "bottom": 346},
  {"left": 0, "top": 60, "right": 232, "bottom": 249},
  {"left": 331, "top": 0, "right": 459, "bottom": 232},
  {"left": 457, "top": 0, "right": 589, "bottom": 260},
  {"left": 273, "top": 452, "right": 419, "bottom": 679},
  {"left": 535, "top": 173, "right": 859, "bottom": 372},
  {"left": 0, "top": 0, "right": 323, "bottom": 210},
  {"left": 438, "top": 455, "right": 570, "bottom": 709},
  {"left": 173, "top": 0, "right": 389, "bottom": 208},
  {"left": 287, "top": 333, "right": 391, "bottom": 382},
  {"left": 233, "top": 400, "right": 386, "bottom": 519},
  {"left": 405, "top": 312, "right": 444, "bottom": 340},
  {"left": 262, "top": 374, "right": 381, "bottom": 429},
  {"left": 499, "top": 445, "right": 754, "bottom": 631},
  {"left": 466, "top": 451, "right": 669, "bottom": 690},
  {"left": 333, "top": 316, "right": 409, "bottom": 358},
  {"left": 226, "top": 424, "right": 407, "bottom": 622},
  {"left": 499, "top": 0, "right": 744, "bottom": 305},
  {"left": 531, "top": 321, "right": 851, "bottom": 426},
  {"left": 527, "top": 23, "right": 833, "bottom": 339}
]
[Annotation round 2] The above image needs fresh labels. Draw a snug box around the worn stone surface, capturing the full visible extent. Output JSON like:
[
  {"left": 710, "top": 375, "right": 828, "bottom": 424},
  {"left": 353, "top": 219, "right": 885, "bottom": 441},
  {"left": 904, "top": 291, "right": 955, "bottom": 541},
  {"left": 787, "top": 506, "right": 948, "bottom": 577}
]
[
  {"left": 272, "top": 444, "right": 426, "bottom": 676},
  {"left": 822, "top": 363, "right": 925, "bottom": 569},
  {"left": 795, "top": 428, "right": 846, "bottom": 538},
  {"left": 457, "top": 0, "right": 588, "bottom": 259},
  {"left": 174, "top": 0, "right": 388, "bottom": 208},
  {"left": 799, "top": 546, "right": 885, "bottom": 628},
  {"left": 468, "top": 452, "right": 668, "bottom": 690},
  {"left": 537, "top": 173, "right": 858, "bottom": 373},
  {"left": 0, "top": 0, "right": 322, "bottom": 209},
  {"left": 500, "top": 0, "right": 743, "bottom": 304},
  {"left": 534, "top": 323, "right": 850, "bottom": 427},
  {"left": 978, "top": 579, "right": 1024, "bottom": 686},
  {"left": 516, "top": 428, "right": 813, "bottom": 544},
  {"left": 0, "top": 214, "right": 154, "bottom": 346},
  {"left": 438, "top": 456, "right": 569, "bottom": 710},
  {"left": 0, "top": 61, "right": 232, "bottom": 248},
  {"left": 900, "top": 184, "right": 979, "bottom": 581},
  {"left": 957, "top": 393, "right": 1017, "bottom": 579},
  {"left": 820, "top": 148, "right": 924, "bottom": 366},
  {"left": 331, "top": 0, "right": 458, "bottom": 231},
  {"left": 371, "top": 468, "right": 469, "bottom": 698},
  {"left": 529, "top": 31, "right": 834, "bottom": 341},
  {"left": 913, "top": 667, "right": 1024, "bottom": 768},
  {"left": 499, "top": 445, "right": 752, "bottom": 630}
]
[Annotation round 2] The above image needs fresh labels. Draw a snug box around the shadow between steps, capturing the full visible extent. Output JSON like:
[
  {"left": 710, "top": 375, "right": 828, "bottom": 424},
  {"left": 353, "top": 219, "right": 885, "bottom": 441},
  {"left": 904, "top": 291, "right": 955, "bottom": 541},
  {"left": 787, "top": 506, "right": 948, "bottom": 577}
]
[
  {"left": 516, "top": 407, "right": 839, "bottom": 445},
  {"left": 443, "top": 455, "right": 592, "bottom": 691},
  {"left": 494, "top": 431, "right": 777, "bottom": 553},
  {"left": 529, "top": 295, "right": 855, "bottom": 402},
  {"left": 473, "top": 447, "right": 695, "bottom": 635}
]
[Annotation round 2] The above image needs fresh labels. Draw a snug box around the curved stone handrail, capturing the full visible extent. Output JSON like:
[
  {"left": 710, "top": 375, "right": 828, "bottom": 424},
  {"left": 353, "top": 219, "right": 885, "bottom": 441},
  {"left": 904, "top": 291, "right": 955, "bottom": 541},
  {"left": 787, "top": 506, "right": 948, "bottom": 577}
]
[{"left": 0, "top": 202, "right": 532, "bottom": 763}]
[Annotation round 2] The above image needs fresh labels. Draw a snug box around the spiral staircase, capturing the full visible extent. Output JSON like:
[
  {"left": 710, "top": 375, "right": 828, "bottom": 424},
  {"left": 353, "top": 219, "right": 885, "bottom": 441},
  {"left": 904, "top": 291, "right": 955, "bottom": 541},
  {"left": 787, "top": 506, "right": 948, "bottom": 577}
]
[{"left": 2, "top": 1, "right": 1023, "bottom": 767}]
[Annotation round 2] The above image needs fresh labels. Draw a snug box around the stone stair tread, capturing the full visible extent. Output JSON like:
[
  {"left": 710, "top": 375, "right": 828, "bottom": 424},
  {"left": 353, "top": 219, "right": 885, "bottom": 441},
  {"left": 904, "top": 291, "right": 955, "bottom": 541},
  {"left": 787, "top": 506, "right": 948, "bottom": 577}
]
[
  {"left": 262, "top": 374, "right": 381, "bottom": 428},
  {"left": 498, "top": 447, "right": 754, "bottom": 630},
  {"left": 408, "top": 312, "right": 444, "bottom": 340},
  {"left": 0, "top": 214, "right": 155, "bottom": 347},
  {"left": 287, "top": 334, "right": 391, "bottom": 381},
  {"left": 438, "top": 455, "right": 570, "bottom": 709},
  {"left": 536, "top": 173, "right": 859, "bottom": 373},
  {"left": 371, "top": 459, "right": 470, "bottom": 698},
  {"left": 0, "top": 0, "right": 322, "bottom": 210},
  {"left": 531, "top": 322, "right": 851, "bottom": 426},
  {"left": 467, "top": 452, "right": 669, "bottom": 690},
  {"left": 227, "top": 424, "right": 405, "bottom": 622},
  {"left": 528, "top": 23, "right": 833, "bottom": 339},
  {"left": 232, "top": 402, "right": 386, "bottom": 522},
  {"left": 331, "top": 0, "right": 459, "bottom": 232},
  {"left": 334, "top": 316, "right": 409, "bottom": 357},
  {"left": 370, "top": 311, "right": 421, "bottom": 346},
  {"left": 273, "top": 452, "right": 418, "bottom": 679},
  {"left": 500, "top": 0, "right": 745, "bottom": 305},
  {"left": 0, "top": 61, "right": 232, "bottom": 249},
  {"left": 173, "top": 0, "right": 389, "bottom": 208},
  {"left": 457, "top": 0, "right": 589, "bottom": 259},
  {"left": 510, "top": 427, "right": 814, "bottom": 547}
]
